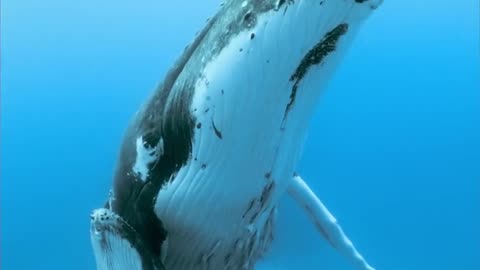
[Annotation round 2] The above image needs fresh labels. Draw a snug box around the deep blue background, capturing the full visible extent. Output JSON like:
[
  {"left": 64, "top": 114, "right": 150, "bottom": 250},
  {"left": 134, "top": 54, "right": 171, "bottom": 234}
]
[{"left": 2, "top": 1, "right": 479, "bottom": 269}]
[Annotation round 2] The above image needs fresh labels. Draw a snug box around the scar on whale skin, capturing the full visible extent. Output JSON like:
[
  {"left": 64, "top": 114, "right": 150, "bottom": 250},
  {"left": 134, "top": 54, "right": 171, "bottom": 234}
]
[
  {"left": 284, "top": 23, "right": 349, "bottom": 120},
  {"left": 211, "top": 118, "right": 223, "bottom": 139}
]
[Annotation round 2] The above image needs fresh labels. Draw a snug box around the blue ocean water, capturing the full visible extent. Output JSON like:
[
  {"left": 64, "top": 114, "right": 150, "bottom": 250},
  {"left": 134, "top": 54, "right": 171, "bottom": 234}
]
[{"left": 1, "top": 0, "right": 479, "bottom": 269}]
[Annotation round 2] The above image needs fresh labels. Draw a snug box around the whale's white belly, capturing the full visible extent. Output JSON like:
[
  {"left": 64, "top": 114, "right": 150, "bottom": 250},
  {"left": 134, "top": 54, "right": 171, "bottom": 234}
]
[
  {"left": 155, "top": 80, "right": 305, "bottom": 269},
  {"left": 155, "top": 135, "right": 302, "bottom": 269},
  {"left": 153, "top": 2, "right": 367, "bottom": 269}
]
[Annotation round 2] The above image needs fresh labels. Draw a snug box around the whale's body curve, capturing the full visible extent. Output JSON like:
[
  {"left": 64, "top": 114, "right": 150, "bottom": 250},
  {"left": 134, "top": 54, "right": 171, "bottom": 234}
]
[{"left": 90, "top": 1, "right": 383, "bottom": 269}]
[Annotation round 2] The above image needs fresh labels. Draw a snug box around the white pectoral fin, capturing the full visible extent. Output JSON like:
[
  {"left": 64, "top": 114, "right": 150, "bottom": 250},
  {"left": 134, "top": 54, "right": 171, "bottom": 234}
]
[{"left": 288, "top": 175, "right": 375, "bottom": 270}]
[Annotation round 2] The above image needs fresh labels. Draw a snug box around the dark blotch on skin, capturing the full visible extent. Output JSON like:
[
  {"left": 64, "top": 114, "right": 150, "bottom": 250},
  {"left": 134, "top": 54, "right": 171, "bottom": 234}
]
[
  {"left": 250, "top": 209, "right": 260, "bottom": 223},
  {"left": 277, "top": 0, "right": 286, "bottom": 8},
  {"left": 259, "top": 182, "right": 275, "bottom": 205},
  {"left": 197, "top": 122, "right": 202, "bottom": 129},
  {"left": 243, "top": 12, "right": 253, "bottom": 22},
  {"left": 248, "top": 232, "right": 256, "bottom": 252},
  {"left": 211, "top": 118, "right": 223, "bottom": 139},
  {"left": 276, "top": 0, "right": 295, "bottom": 13},
  {"left": 243, "top": 199, "right": 256, "bottom": 218},
  {"left": 224, "top": 253, "right": 232, "bottom": 264},
  {"left": 250, "top": 33, "right": 255, "bottom": 40},
  {"left": 283, "top": 23, "right": 349, "bottom": 119}
]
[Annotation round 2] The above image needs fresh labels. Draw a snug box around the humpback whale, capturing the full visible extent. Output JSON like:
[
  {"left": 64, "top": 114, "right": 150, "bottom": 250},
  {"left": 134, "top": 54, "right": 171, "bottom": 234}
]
[{"left": 90, "top": 0, "right": 383, "bottom": 269}]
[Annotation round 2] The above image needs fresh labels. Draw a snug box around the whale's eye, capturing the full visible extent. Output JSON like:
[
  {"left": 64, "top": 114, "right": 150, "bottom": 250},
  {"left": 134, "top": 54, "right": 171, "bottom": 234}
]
[
  {"left": 242, "top": 11, "right": 256, "bottom": 28},
  {"left": 143, "top": 132, "right": 160, "bottom": 149},
  {"left": 243, "top": 12, "right": 252, "bottom": 22}
]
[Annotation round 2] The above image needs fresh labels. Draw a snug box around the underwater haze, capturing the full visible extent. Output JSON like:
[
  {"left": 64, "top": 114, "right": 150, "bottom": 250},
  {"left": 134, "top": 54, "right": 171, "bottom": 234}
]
[{"left": 1, "top": 0, "right": 479, "bottom": 269}]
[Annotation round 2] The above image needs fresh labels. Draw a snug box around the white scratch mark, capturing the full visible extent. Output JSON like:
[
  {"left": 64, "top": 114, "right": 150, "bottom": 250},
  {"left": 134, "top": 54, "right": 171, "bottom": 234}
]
[{"left": 133, "top": 136, "right": 164, "bottom": 181}]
